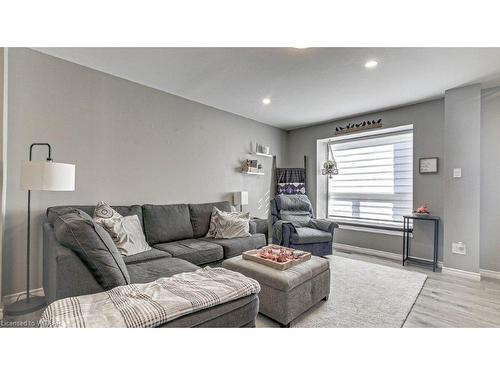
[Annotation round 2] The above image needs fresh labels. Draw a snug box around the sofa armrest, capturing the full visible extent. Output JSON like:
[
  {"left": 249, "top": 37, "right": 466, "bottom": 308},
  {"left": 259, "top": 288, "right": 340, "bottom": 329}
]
[
  {"left": 249, "top": 221, "right": 257, "bottom": 234},
  {"left": 43, "top": 222, "right": 104, "bottom": 304}
]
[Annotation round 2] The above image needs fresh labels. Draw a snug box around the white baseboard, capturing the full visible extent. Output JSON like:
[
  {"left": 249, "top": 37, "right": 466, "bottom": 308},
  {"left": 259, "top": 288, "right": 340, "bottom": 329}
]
[
  {"left": 334, "top": 243, "right": 402, "bottom": 261},
  {"left": 334, "top": 243, "right": 445, "bottom": 267},
  {"left": 442, "top": 267, "right": 481, "bottom": 280},
  {"left": 480, "top": 269, "right": 500, "bottom": 280}
]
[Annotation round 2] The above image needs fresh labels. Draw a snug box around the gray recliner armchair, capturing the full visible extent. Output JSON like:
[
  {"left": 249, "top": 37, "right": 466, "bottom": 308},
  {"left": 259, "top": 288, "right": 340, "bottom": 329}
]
[{"left": 271, "top": 194, "right": 338, "bottom": 257}]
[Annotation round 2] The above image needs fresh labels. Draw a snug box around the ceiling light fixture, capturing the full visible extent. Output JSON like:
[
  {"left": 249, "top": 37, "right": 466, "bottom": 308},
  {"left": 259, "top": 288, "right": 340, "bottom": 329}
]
[
  {"left": 293, "top": 46, "right": 309, "bottom": 49},
  {"left": 364, "top": 60, "right": 378, "bottom": 69},
  {"left": 262, "top": 97, "right": 271, "bottom": 105}
]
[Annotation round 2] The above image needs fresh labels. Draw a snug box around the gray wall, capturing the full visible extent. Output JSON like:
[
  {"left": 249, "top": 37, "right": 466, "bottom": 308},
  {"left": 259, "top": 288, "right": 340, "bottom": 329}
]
[
  {"left": 287, "top": 100, "right": 445, "bottom": 260},
  {"left": 480, "top": 87, "right": 500, "bottom": 272},
  {"left": 2, "top": 48, "right": 287, "bottom": 296},
  {"left": 443, "top": 85, "right": 481, "bottom": 273}
]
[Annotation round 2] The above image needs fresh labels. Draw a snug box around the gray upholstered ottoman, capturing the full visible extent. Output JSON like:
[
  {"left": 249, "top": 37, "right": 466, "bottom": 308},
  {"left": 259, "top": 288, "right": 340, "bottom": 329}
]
[{"left": 222, "top": 255, "right": 330, "bottom": 327}]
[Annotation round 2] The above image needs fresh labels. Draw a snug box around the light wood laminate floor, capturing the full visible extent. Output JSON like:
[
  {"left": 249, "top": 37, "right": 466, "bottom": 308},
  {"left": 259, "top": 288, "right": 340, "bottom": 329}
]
[{"left": 335, "top": 250, "right": 500, "bottom": 328}]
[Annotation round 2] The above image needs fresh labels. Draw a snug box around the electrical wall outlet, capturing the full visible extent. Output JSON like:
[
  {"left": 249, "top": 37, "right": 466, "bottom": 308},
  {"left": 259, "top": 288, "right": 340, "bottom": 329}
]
[
  {"left": 453, "top": 168, "right": 462, "bottom": 178},
  {"left": 452, "top": 242, "right": 466, "bottom": 255}
]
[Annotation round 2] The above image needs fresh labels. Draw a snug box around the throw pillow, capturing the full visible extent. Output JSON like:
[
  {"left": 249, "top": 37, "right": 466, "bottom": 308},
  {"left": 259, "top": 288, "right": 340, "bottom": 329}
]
[
  {"left": 53, "top": 209, "right": 130, "bottom": 289},
  {"left": 94, "top": 201, "right": 152, "bottom": 256},
  {"left": 94, "top": 201, "right": 122, "bottom": 221},
  {"left": 206, "top": 207, "right": 251, "bottom": 239}
]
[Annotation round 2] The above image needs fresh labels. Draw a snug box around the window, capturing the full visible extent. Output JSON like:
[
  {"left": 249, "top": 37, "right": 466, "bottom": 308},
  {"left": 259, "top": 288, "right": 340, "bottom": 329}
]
[{"left": 327, "top": 125, "right": 413, "bottom": 228}]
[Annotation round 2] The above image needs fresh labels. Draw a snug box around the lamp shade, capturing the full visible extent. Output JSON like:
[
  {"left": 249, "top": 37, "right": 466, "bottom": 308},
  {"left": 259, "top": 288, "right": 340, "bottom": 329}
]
[
  {"left": 21, "top": 160, "right": 75, "bottom": 191},
  {"left": 233, "top": 191, "right": 248, "bottom": 205}
]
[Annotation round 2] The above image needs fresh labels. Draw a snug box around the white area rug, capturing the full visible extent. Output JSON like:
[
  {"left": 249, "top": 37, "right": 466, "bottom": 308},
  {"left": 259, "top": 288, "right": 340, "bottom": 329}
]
[{"left": 293, "top": 255, "right": 427, "bottom": 328}]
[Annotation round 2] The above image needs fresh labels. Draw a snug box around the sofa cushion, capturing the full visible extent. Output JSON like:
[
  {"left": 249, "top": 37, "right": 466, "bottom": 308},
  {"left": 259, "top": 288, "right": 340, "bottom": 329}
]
[
  {"left": 143, "top": 204, "right": 194, "bottom": 245},
  {"left": 290, "top": 227, "right": 332, "bottom": 244},
  {"left": 53, "top": 209, "right": 131, "bottom": 290},
  {"left": 189, "top": 201, "right": 231, "bottom": 238},
  {"left": 122, "top": 248, "right": 172, "bottom": 265},
  {"left": 127, "top": 257, "right": 199, "bottom": 284},
  {"left": 47, "top": 205, "right": 144, "bottom": 228},
  {"left": 201, "top": 233, "right": 266, "bottom": 259},
  {"left": 153, "top": 239, "right": 223, "bottom": 265}
]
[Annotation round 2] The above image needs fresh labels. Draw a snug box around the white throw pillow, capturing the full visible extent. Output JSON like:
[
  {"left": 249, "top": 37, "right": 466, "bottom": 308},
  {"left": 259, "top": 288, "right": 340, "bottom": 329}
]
[
  {"left": 206, "top": 207, "right": 251, "bottom": 239},
  {"left": 94, "top": 201, "right": 151, "bottom": 256}
]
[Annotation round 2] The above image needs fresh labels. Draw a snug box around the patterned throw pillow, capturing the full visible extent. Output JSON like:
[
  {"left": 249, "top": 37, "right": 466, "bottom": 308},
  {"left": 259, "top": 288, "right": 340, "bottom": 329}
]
[
  {"left": 94, "top": 201, "right": 121, "bottom": 221},
  {"left": 277, "top": 182, "right": 306, "bottom": 195},
  {"left": 206, "top": 207, "right": 251, "bottom": 239},
  {"left": 94, "top": 201, "right": 152, "bottom": 256}
]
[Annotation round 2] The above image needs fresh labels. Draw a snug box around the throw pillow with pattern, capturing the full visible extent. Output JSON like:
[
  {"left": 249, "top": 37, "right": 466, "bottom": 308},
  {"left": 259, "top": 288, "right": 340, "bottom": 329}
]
[
  {"left": 206, "top": 207, "right": 251, "bottom": 239},
  {"left": 94, "top": 201, "right": 151, "bottom": 256}
]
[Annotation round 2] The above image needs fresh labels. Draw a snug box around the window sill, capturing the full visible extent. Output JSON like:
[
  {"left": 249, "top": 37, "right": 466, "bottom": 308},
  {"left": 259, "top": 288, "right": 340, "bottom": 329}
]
[
  {"left": 327, "top": 218, "right": 412, "bottom": 237},
  {"left": 337, "top": 224, "right": 410, "bottom": 237}
]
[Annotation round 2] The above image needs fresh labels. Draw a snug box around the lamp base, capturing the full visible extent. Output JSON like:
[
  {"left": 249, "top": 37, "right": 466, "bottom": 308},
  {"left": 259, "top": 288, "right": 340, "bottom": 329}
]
[{"left": 4, "top": 295, "right": 46, "bottom": 316}]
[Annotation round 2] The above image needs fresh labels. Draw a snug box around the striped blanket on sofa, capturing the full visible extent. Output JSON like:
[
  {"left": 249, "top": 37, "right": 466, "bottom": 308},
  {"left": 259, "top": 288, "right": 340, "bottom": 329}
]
[{"left": 39, "top": 267, "right": 260, "bottom": 328}]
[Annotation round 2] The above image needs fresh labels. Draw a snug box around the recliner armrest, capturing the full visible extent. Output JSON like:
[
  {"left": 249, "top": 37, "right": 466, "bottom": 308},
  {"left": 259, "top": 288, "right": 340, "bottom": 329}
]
[{"left": 310, "top": 219, "right": 338, "bottom": 234}]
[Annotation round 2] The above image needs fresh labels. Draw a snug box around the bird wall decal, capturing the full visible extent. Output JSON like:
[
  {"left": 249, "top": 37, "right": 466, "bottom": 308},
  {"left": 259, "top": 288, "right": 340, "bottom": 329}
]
[{"left": 335, "top": 118, "right": 383, "bottom": 135}]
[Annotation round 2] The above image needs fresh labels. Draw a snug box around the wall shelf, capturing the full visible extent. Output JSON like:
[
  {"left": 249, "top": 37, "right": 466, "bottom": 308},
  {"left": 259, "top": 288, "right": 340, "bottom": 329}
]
[
  {"left": 254, "top": 152, "right": 273, "bottom": 158},
  {"left": 242, "top": 171, "right": 264, "bottom": 176}
]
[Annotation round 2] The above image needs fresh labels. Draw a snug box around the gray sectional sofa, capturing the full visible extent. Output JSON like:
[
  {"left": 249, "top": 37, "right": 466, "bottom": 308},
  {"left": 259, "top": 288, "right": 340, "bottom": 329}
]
[{"left": 43, "top": 201, "right": 267, "bottom": 327}]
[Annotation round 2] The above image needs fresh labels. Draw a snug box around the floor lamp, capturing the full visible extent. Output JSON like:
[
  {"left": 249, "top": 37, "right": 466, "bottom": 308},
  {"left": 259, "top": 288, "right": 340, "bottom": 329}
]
[{"left": 5, "top": 143, "right": 75, "bottom": 316}]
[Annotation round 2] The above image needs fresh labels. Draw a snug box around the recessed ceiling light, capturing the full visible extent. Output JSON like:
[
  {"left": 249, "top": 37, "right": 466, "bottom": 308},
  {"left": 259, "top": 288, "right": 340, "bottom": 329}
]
[
  {"left": 365, "top": 60, "right": 378, "bottom": 69},
  {"left": 293, "top": 46, "right": 309, "bottom": 49},
  {"left": 262, "top": 97, "right": 271, "bottom": 105}
]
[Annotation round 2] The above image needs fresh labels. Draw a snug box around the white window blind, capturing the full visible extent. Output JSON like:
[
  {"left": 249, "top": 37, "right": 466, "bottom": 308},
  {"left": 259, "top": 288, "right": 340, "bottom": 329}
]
[{"left": 327, "top": 127, "right": 413, "bottom": 227}]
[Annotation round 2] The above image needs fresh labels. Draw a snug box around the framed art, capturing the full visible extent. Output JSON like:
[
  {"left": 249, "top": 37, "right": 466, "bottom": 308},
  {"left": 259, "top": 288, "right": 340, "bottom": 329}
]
[{"left": 419, "top": 157, "right": 439, "bottom": 174}]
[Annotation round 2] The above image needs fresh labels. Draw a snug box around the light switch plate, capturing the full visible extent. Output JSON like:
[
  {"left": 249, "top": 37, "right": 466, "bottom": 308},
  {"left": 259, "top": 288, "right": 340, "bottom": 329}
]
[{"left": 453, "top": 168, "right": 462, "bottom": 178}]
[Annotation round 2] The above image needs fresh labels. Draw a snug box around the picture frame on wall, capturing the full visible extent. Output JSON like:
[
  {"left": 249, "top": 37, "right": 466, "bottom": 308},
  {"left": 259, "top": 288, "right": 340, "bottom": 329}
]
[{"left": 419, "top": 157, "right": 439, "bottom": 174}]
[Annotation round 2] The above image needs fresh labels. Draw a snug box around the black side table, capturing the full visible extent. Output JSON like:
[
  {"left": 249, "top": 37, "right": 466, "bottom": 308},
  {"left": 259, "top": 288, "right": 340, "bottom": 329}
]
[{"left": 402, "top": 214, "right": 440, "bottom": 272}]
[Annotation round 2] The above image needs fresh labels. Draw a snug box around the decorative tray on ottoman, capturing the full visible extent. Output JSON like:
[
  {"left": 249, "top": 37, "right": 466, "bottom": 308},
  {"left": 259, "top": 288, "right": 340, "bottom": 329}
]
[{"left": 242, "top": 245, "right": 311, "bottom": 270}]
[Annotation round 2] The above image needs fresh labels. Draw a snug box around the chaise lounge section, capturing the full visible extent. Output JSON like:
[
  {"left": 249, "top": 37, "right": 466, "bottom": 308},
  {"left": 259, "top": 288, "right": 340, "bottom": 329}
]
[{"left": 43, "top": 201, "right": 266, "bottom": 327}]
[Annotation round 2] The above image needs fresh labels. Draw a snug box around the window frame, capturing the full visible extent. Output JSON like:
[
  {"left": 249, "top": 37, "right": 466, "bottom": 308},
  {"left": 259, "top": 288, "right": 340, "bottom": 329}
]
[{"left": 326, "top": 124, "right": 414, "bottom": 230}]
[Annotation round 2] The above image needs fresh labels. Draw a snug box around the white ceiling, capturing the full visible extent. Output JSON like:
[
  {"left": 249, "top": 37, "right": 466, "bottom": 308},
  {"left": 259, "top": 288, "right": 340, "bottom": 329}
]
[{"left": 34, "top": 48, "right": 500, "bottom": 130}]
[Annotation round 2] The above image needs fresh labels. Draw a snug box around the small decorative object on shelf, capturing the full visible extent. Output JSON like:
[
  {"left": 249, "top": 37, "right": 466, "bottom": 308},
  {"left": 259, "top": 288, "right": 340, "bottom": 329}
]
[
  {"left": 414, "top": 203, "right": 430, "bottom": 215},
  {"left": 255, "top": 142, "right": 271, "bottom": 156},
  {"left": 242, "top": 159, "right": 261, "bottom": 173},
  {"left": 321, "top": 159, "right": 338, "bottom": 178},
  {"left": 335, "top": 118, "right": 382, "bottom": 135}
]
